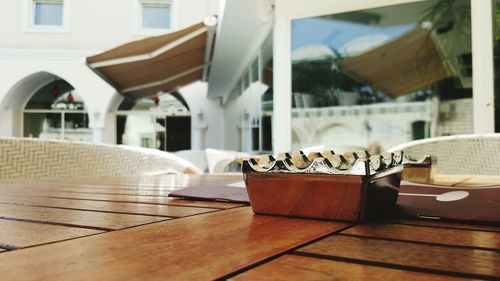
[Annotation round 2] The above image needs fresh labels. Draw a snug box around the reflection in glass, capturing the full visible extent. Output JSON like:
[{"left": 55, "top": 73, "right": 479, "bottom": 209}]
[
  {"left": 260, "top": 30, "right": 274, "bottom": 153},
  {"left": 494, "top": 0, "right": 500, "bottom": 132},
  {"left": 291, "top": 0, "right": 472, "bottom": 151},
  {"left": 242, "top": 71, "right": 250, "bottom": 91},
  {"left": 23, "top": 78, "right": 91, "bottom": 142},
  {"left": 251, "top": 57, "right": 260, "bottom": 82}
]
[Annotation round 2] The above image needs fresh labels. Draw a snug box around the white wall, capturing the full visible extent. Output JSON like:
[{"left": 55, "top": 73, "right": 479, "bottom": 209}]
[
  {"left": 0, "top": 61, "right": 222, "bottom": 146},
  {"left": 0, "top": 0, "right": 218, "bottom": 51},
  {"left": 178, "top": 81, "right": 224, "bottom": 149},
  {"left": 0, "top": 0, "right": 220, "bottom": 146},
  {"left": 177, "top": 0, "right": 219, "bottom": 29},
  {"left": 207, "top": 0, "right": 272, "bottom": 100},
  {"left": 0, "top": 54, "right": 116, "bottom": 138},
  {"left": 222, "top": 82, "right": 268, "bottom": 152}
]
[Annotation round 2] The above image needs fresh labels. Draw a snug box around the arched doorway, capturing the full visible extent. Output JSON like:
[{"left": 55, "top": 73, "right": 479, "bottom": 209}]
[
  {"left": 116, "top": 91, "right": 191, "bottom": 152},
  {"left": 22, "top": 74, "right": 91, "bottom": 141}
]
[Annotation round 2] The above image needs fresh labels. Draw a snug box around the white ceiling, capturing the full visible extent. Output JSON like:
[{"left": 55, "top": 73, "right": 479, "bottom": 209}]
[{"left": 207, "top": 0, "right": 273, "bottom": 101}]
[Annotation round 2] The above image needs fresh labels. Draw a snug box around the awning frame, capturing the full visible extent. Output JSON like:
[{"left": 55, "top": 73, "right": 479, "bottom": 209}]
[
  {"left": 87, "top": 17, "right": 217, "bottom": 100},
  {"left": 88, "top": 26, "right": 210, "bottom": 69}
]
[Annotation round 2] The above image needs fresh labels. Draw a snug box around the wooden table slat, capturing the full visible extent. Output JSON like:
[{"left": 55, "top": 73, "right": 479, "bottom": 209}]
[
  {"left": 0, "top": 184, "right": 176, "bottom": 197},
  {"left": 0, "top": 203, "right": 169, "bottom": 230},
  {"left": 431, "top": 174, "right": 500, "bottom": 187},
  {"left": 0, "top": 190, "right": 244, "bottom": 209},
  {"left": 298, "top": 235, "right": 500, "bottom": 279},
  {"left": 0, "top": 193, "right": 217, "bottom": 218},
  {"left": 0, "top": 175, "right": 242, "bottom": 191},
  {"left": 343, "top": 223, "right": 500, "bottom": 250},
  {"left": 0, "top": 207, "right": 347, "bottom": 281},
  {"left": 1, "top": 174, "right": 498, "bottom": 280},
  {"left": 0, "top": 219, "right": 101, "bottom": 249},
  {"left": 232, "top": 254, "right": 467, "bottom": 280},
  {"left": 384, "top": 218, "right": 500, "bottom": 233}
]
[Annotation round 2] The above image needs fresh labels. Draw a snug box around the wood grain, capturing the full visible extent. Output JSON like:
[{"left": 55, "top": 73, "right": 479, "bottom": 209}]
[
  {"left": 381, "top": 218, "right": 500, "bottom": 233},
  {"left": 232, "top": 254, "right": 468, "bottom": 280},
  {"left": 0, "top": 174, "right": 243, "bottom": 198},
  {"left": 0, "top": 190, "right": 243, "bottom": 209},
  {"left": 0, "top": 174, "right": 242, "bottom": 189},
  {"left": 246, "top": 173, "right": 362, "bottom": 221},
  {"left": 0, "top": 219, "right": 101, "bottom": 249},
  {"left": 0, "top": 184, "right": 175, "bottom": 197},
  {"left": 0, "top": 207, "right": 347, "bottom": 281},
  {"left": 298, "top": 235, "right": 500, "bottom": 279},
  {"left": 0, "top": 193, "right": 217, "bottom": 218},
  {"left": 343, "top": 223, "right": 500, "bottom": 250},
  {"left": 401, "top": 166, "right": 433, "bottom": 184},
  {"left": 432, "top": 174, "right": 500, "bottom": 187},
  {"left": 0, "top": 203, "right": 169, "bottom": 230}
]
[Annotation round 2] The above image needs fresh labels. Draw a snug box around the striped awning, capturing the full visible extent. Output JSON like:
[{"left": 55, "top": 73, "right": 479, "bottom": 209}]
[
  {"left": 340, "top": 28, "right": 453, "bottom": 98},
  {"left": 87, "top": 20, "right": 216, "bottom": 100}
]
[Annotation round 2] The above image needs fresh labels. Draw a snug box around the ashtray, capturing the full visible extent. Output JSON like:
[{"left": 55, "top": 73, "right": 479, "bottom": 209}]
[{"left": 242, "top": 150, "right": 404, "bottom": 222}]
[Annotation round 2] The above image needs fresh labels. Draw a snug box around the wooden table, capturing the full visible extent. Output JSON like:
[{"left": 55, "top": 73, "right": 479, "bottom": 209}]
[{"left": 0, "top": 174, "right": 499, "bottom": 280}]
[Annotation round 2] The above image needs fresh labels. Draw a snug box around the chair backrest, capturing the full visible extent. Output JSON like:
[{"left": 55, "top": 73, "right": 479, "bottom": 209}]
[
  {"left": 388, "top": 134, "right": 500, "bottom": 175},
  {"left": 174, "top": 150, "right": 208, "bottom": 173},
  {"left": 0, "top": 137, "right": 202, "bottom": 179},
  {"left": 300, "top": 145, "right": 367, "bottom": 155},
  {"left": 205, "top": 148, "right": 249, "bottom": 174}
]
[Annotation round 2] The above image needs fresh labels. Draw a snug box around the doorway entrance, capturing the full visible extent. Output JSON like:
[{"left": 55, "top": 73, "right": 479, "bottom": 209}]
[{"left": 116, "top": 92, "right": 191, "bottom": 152}]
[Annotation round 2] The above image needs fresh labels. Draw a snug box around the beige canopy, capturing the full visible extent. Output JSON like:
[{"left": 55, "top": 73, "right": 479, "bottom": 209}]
[
  {"left": 87, "top": 21, "right": 216, "bottom": 100},
  {"left": 340, "top": 28, "right": 453, "bottom": 98}
]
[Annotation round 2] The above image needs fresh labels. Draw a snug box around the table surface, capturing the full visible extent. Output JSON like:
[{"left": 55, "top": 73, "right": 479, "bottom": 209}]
[{"left": 0, "top": 174, "right": 499, "bottom": 280}]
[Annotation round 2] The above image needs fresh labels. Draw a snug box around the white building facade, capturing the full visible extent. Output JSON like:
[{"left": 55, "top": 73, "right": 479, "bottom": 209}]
[
  {"left": 0, "top": 0, "right": 223, "bottom": 150},
  {"left": 1, "top": 0, "right": 499, "bottom": 154},
  {"left": 213, "top": 0, "right": 499, "bottom": 153}
]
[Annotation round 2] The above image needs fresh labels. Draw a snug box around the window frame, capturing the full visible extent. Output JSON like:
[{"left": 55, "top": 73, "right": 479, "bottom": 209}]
[
  {"left": 23, "top": 109, "right": 91, "bottom": 141},
  {"left": 22, "top": 0, "right": 70, "bottom": 33}
]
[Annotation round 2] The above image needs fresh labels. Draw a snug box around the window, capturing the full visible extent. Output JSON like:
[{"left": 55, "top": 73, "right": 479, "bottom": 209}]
[
  {"left": 290, "top": 0, "right": 473, "bottom": 151},
  {"left": 136, "top": 0, "right": 172, "bottom": 34},
  {"left": 142, "top": 2, "right": 170, "bottom": 29},
  {"left": 23, "top": 0, "right": 69, "bottom": 32},
  {"left": 34, "top": 0, "right": 63, "bottom": 26}
]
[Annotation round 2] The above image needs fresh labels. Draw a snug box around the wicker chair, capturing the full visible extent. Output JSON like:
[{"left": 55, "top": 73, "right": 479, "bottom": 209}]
[
  {"left": 388, "top": 134, "right": 500, "bottom": 175},
  {"left": 174, "top": 150, "right": 208, "bottom": 173},
  {"left": 205, "top": 148, "right": 249, "bottom": 174},
  {"left": 0, "top": 137, "right": 202, "bottom": 179}
]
